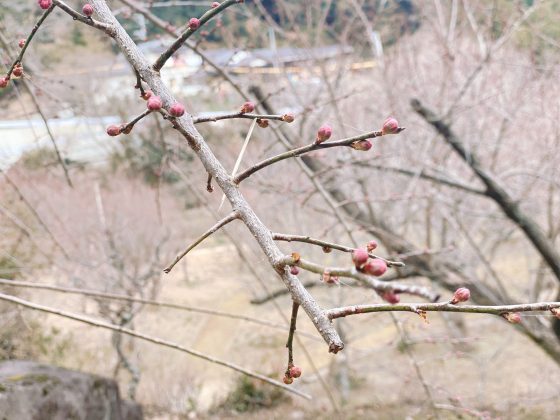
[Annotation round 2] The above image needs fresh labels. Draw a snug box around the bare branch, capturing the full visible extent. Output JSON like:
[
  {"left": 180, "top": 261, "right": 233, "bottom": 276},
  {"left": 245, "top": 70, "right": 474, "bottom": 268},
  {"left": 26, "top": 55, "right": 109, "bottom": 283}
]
[{"left": 0, "top": 291, "right": 311, "bottom": 399}]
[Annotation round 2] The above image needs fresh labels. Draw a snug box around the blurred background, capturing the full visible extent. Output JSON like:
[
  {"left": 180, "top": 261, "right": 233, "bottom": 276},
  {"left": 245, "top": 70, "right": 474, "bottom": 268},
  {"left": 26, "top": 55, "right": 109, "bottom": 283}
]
[{"left": 1, "top": 0, "right": 560, "bottom": 418}]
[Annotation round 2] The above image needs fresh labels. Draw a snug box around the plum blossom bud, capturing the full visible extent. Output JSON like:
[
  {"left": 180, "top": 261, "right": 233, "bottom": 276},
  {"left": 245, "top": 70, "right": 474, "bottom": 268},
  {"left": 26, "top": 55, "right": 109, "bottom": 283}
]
[
  {"left": 38, "top": 0, "right": 52, "bottom": 9},
  {"left": 82, "top": 4, "right": 94, "bottom": 17},
  {"left": 169, "top": 102, "right": 185, "bottom": 117},
  {"left": 350, "top": 140, "right": 372, "bottom": 151},
  {"left": 366, "top": 240, "right": 378, "bottom": 252},
  {"left": 322, "top": 246, "right": 332, "bottom": 253},
  {"left": 18, "top": 39, "right": 26, "bottom": 48},
  {"left": 281, "top": 113, "right": 295, "bottom": 123},
  {"left": 381, "top": 291, "right": 400, "bottom": 304},
  {"left": 283, "top": 376, "right": 293, "bottom": 385},
  {"left": 352, "top": 248, "right": 369, "bottom": 269},
  {"left": 288, "top": 366, "right": 302, "bottom": 378},
  {"left": 316, "top": 124, "right": 332, "bottom": 143},
  {"left": 382, "top": 117, "right": 399, "bottom": 135},
  {"left": 0, "top": 77, "right": 8, "bottom": 89},
  {"left": 240, "top": 101, "right": 255, "bottom": 114},
  {"left": 256, "top": 118, "right": 269, "bottom": 128},
  {"left": 451, "top": 287, "right": 470, "bottom": 304},
  {"left": 12, "top": 65, "right": 23, "bottom": 78},
  {"left": 147, "top": 96, "right": 163, "bottom": 111},
  {"left": 188, "top": 18, "right": 200, "bottom": 30},
  {"left": 290, "top": 266, "right": 299, "bottom": 275},
  {"left": 211, "top": 1, "right": 220, "bottom": 7},
  {"left": 551, "top": 308, "right": 560, "bottom": 319},
  {"left": 106, "top": 125, "right": 121, "bottom": 137},
  {"left": 363, "top": 259, "right": 387, "bottom": 277},
  {"left": 504, "top": 312, "right": 521, "bottom": 324}
]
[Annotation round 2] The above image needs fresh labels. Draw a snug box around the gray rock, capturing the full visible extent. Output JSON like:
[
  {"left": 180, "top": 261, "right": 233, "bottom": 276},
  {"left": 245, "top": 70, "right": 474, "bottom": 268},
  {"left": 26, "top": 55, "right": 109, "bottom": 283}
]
[{"left": 0, "top": 360, "right": 142, "bottom": 420}]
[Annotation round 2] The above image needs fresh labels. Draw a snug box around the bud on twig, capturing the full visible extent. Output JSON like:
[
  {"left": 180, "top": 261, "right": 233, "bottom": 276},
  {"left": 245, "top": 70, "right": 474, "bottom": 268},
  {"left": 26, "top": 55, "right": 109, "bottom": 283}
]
[
  {"left": 382, "top": 117, "right": 399, "bottom": 135},
  {"left": 281, "top": 113, "right": 295, "bottom": 123},
  {"left": 240, "top": 101, "right": 255, "bottom": 114},
  {"left": 350, "top": 140, "right": 372, "bottom": 151},
  {"left": 82, "top": 4, "right": 94, "bottom": 17},
  {"left": 316, "top": 124, "right": 332, "bottom": 144},
  {"left": 188, "top": 18, "right": 201, "bottom": 31},
  {"left": 363, "top": 259, "right": 387, "bottom": 277},
  {"left": 504, "top": 312, "right": 521, "bottom": 324},
  {"left": 147, "top": 96, "right": 163, "bottom": 111},
  {"left": 352, "top": 249, "right": 368, "bottom": 269},
  {"left": 169, "top": 102, "right": 185, "bottom": 117},
  {"left": 366, "top": 240, "right": 378, "bottom": 252},
  {"left": 450, "top": 287, "right": 471, "bottom": 304}
]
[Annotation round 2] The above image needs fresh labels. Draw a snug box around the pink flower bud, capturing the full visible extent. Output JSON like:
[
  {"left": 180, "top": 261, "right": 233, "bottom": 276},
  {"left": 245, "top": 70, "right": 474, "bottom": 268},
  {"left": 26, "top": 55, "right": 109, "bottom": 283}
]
[
  {"left": 288, "top": 366, "right": 302, "bottom": 378},
  {"left": 363, "top": 259, "right": 387, "bottom": 277},
  {"left": 256, "top": 118, "right": 269, "bottom": 128},
  {"left": 106, "top": 125, "right": 121, "bottom": 137},
  {"left": 188, "top": 18, "right": 201, "bottom": 30},
  {"left": 381, "top": 291, "right": 400, "bottom": 304},
  {"left": 211, "top": 1, "right": 220, "bottom": 7},
  {"left": 316, "top": 124, "right": 332, "bottom": 143},
  {"left": 18, "top": 39, "right": 26, "bottom": 48},
  {"left": 0, "top": 77, "right": 8, "bottom": 89},
  {"left": 283, "top": 376, "right": 293, "bottom": 385},
  {"left": 282, "top": 113, "right": 295, "bottom": 123},
  {"left": 38, "top": 0, "right": 52, "bottom": 9},
  {"left": 366, "top": 240, "right": 378, "bottom": 252},
  {"left": 350, "top": 140, "right": 372, "bottom": 151},
  {"left": 169, "top": 102, "right": 185, "bottom": 117},
  {"left": 147, "top": 96, "right": 163, "bottom": 111},
  {"left": 290, "top": 266, "right": 299, "bottom": 275},
  {"left": 352, "top": 248, "right": 369, "bottom": 269},
  {"left": 82, "top": 4, "right": 94, "bottom": 17},
  {"left": 451, "top": 287, "right": 470, "bottom": 304},
  {"left": 504, "top": 312, "right": 521, "bottom": 324},
  {"left": 142, "top": 90, "right": 153, "bottom": 100},
  {"left": 382, "top": 117, "right": 399, "bottom": 135},
  {"left": 240, "top": 101, "right": 255, "bottom": 114},
  {"left": 12, "top": 65, "right": 23, "bottom": 78}
]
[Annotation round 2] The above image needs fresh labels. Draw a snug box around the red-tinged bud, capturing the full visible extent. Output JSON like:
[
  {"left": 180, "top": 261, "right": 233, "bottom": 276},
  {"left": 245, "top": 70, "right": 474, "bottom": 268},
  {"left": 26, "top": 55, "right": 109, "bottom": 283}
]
[
  {"left": 18, "top": 39, "right": 26, "bottom": 48},
  {"left": 0, "top": 77, "right": 8, "bottom": 89},
  {"left": 142, "top": 90, "right": 153, "bottom": 100},
  {"left": 288, "top": 366, "right": 302, "bottom": 378},
  {"left": 282, "top": 113, "right": 295, "bottom": 123},
  {"left": 322, "top": 246, "right": 332, "bottom": 253},
  {"left": 256, "top": 118, "right": 269, "bottom": 128},
  {"left": 451, "top": 287, "right": 470, "bottom": 304},
  {"left": 283, "top": 376, "right": 293, "bottom": 385},
  {"left": 211, "top": 1, "right": 220, "bottom": 7},
  {"left": 38, "top": 0, "right": 52, "bottom": 9},
  {"left": 240, "top": 101, "right": 255, "bottom": 114},
  {"left": 366, "top": 240, "right": 378, "bottom": 252},
  {"left": 290, "top": 266, "right": 299, "bottom": 275},
  {"left": 147, "top": 96, "right": 163, "bottom": 111},
  {"left": 12, "top": 65, "right": 23, "bottom": 78},
  {"left": 350, "top": 140, "right": 372, "bottom": 151},
  {"left": 382, "top": 117, "right": 399, "bottom": 135},
  {"left": 363, "top": 259, "right": 387, "bottom": 277},
  {"left": 188, "top": 18, "right": 200, "bottom": 30},
  {"left": 381, "top": 291, "right": 400, "bottom": 304},
  {"left": 316, "top": 124, "right": 332, "bottom": 143},
  {"left": 82, "top": 4, "right": 94, "bottom": 17},
  {"left": 169, "top": 102, "right": 185, "bottom": 117},
  {"left": 504, "top": 312, "right": 521, "bottom": 324},
  {"left": 106, "top": 125, "right": 121, "bottom": 137},
  {"left": 352, "top": 248, "right": 369, "bottom": 269}
]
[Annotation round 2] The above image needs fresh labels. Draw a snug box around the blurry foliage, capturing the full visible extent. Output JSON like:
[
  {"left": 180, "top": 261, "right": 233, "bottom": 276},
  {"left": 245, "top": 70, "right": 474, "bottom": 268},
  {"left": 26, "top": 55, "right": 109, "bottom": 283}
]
[{"left": 216, "top": 376, "right": 288, "bottom": 414}]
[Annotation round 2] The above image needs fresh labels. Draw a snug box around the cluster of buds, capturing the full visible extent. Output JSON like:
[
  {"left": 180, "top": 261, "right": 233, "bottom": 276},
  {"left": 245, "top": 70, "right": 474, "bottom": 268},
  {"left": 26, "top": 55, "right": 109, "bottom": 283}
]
[
  {"left": 315, "top": 124, "right": 332, "bottom": 144},
  {"left": 351, "top": 247, "right": 388, "bottom": 277},
  {"left": 450, "top": 287, "right": 471, "bottom": 304},
  {"left": 38, "top": 0, "right": 52, "bottom": 9},
  {"left": 283, "top": 365, "right": 302, "bottom": 385}
]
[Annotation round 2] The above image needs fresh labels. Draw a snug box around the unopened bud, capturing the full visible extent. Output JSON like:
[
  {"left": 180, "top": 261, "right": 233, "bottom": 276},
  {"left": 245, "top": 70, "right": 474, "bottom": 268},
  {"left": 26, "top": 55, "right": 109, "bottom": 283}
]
[
  {"left": 106, "top": 125, "right": 121, "bottom": 137},
  {"left": 382, "top": 117, "right": 399, "bottom": 135},
  {"left": 288, "top": 366, "right": 302, "bottom": 378},
  {"left": 169, "top": 102, "right": 185, "bottom": 117},
  {"left": 188, "top": 17, "right": 200, "bottom": 30},
  {"left": 381, "top": 291, "right": 400, "bottom": 304},
  {"left": 504, "top": 312, "right": 521, "bottom": 324},
  {"left": 352, "top": 249, "right": 369, "bottom": 269},
  {"left": 290, "top": 266, "right": 299, "bottom": 275},
  {"left": 363, "top": 259, "right": 387, "bottom": 277},
  {"left": 350, "top": 140, "right": 372, "bottom": 151},
  {"left": 283, "top": 375, "right": 293, "bottom": 385},
  {"left": 316, "top": 124, "right": 332, "bottom": 143},
  {"left": 240, "top": 101, "right": 255, "bottom": 114},
  {"left": 82, "top": 4, "right": 94, "bottom": 17},
  {"left": 147, "top": 96, "right": 163, "bottom": 111},
  {"left": 281, "top": 113, "right": 295, "bottom": 123},
  {"left": 256, "top": 118, "right": 269, "bottom": 128},
  {"left": 366, "top": 240, "right": 378, "bottom": 252},
  {"left": 450, "top": 287, "right": 470, "bottom": 304}
]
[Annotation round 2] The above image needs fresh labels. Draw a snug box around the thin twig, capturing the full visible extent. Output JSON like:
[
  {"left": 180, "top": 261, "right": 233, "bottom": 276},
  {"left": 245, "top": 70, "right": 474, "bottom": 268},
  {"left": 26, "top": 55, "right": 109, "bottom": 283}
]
[
  {"left": 286, "top": 302, "right": 299, "bottom": 368},
  {"left": 0, "top": 291, "right": 311, "bottom": 399},
  {"left": 272, "top": 232, "right": 405, "bottom": 267},
  {"left": 163, "top": 211, "right": 240, "bottom": 273},
  {"left": 193, "top": 112, "right": 286, "bottom": 124},
  {"left": 153, "top": 0, "right": 239, "bottom": 71}
]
